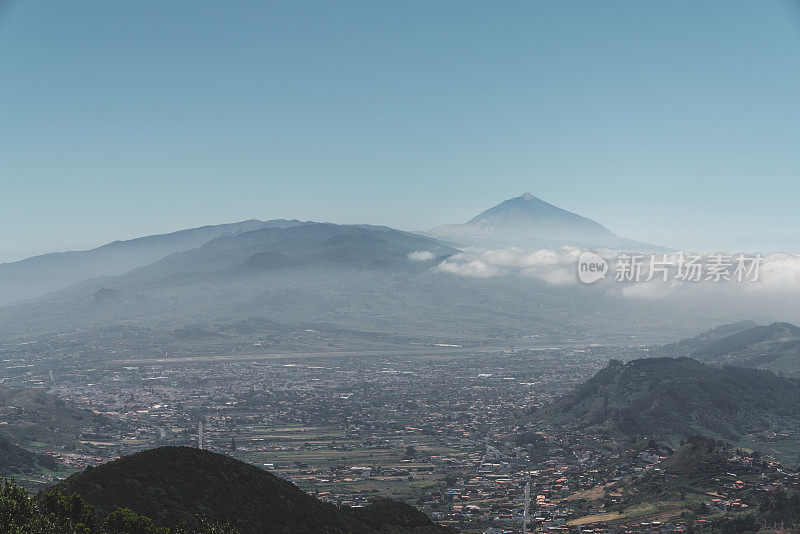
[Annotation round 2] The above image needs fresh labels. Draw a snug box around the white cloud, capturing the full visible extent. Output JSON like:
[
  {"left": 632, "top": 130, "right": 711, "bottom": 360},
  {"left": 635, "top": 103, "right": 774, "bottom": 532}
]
[
  {"left": 408, "top": 250, "right": 436, "bottom": 262},
  {"left": 528, "top": 267, "right": 576, "bottom": 286},
  {"left": 747, "top": 253, "right": 800, "bottom": 294},
  {"left": 435, "top": 247, "right": 580, "bottom": 284},
  {"left": 435, "top": 257, "right": 503, "bottom": 277}
]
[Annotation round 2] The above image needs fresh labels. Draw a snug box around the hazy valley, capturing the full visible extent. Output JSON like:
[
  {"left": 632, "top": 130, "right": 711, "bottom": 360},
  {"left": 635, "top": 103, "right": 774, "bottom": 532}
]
[{"left": 1, "top": 195, "right": 799, "bottom": 533}]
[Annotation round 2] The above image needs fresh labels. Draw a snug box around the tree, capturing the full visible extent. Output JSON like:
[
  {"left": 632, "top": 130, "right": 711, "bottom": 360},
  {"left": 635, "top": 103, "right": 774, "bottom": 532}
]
[{"left": 102, "top": 508, "right": 167, "bottom": 534}]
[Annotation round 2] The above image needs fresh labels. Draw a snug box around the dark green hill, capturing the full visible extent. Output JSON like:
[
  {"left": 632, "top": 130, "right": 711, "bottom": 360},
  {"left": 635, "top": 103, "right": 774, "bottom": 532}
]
[
  {"left": 533, "top": 358, "right": 800, "bottom": 458},
  {"left": 0, "top": 386, "right": 108, "bottom": 447},
  {"left": 0, "top": 433, "right": 58, "bottom": 475},
  {"left": 660, "top": 435, "right": 729, "bottom": 475},
  {"left": 607, "top": 436, "right": 734, "bottom": 505},
  {"left": 49, "top": 446, "right": 452, "bottom": 534}
]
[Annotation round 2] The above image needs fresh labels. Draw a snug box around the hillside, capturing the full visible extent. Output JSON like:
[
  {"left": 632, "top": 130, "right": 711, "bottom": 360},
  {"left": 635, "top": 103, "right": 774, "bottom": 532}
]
[
  {"left": 0, "top": 433, "right": 58, "bottom": 475},
  {"left": 660, "top": 435, "right": 730, "bottom": 476},
  {"left": 611, "top": 436, "right": 734, "bottom": 505},
  {"left": 50, "top": 446, "right": 453, "bottom": 534},
  {"left": 532, "top": 358, "right": 800, "bottom": 459},
  {"left": 107, "top": 222, "right": 457, "bottom": 287},
  {"left": 565, "top": 436, "right": 763, "bottom": 529},
  {"left": 0, "top": 217, "right": 735, "bottom": 345},
  {"left": 0, "top": 386, "right": 109, "bottom": 447},
  {"left": 660, "top": 321, "right": 800, "bottom": 378},
  {"left": 657, "top": 320, "right": 758, "bottom": 354},
  {"left": 0, "top": 220, "right": 301, "bottom": 306}
]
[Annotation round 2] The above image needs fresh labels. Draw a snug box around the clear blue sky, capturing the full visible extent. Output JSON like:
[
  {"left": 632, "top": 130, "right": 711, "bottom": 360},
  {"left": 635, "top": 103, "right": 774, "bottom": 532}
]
[{"left": 2, "top": 1, "right": 800, "bottom": 261}]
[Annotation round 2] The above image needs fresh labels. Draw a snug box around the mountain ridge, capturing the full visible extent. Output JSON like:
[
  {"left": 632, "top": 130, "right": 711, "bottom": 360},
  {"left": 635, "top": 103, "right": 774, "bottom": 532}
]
[
  {"left": 659, "top": 321, "right": 800, "bottom": 378},
  {"left": 0, "top": 219, "right": 304, "bottom": 306},
  {"left": 532, "top": 357, "right": 800, "bottom": 461},
  {"left": 69, "top": 222, "right": 457, "bottom": 293}
]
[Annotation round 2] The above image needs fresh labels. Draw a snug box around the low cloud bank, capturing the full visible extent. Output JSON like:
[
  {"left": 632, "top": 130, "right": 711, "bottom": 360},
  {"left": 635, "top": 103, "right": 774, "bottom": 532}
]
[
  {"left": 434, "top": 247, "right": 800, "bottom": 298},
  {"left": 435, "top": 246, "right": 582, "bottom": 285}
]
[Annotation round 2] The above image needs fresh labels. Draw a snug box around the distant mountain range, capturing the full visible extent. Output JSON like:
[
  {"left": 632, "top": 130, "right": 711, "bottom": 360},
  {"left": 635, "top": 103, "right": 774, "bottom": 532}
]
[
  {"left": 95, "top": 222, "right": 456, "bottom": 292},
  {"left": 0, "top": 219, "right": 302, "bottom": 306},
  {"left": 0, "top": 193, "right": 667, "bottom": 308},
  {"left": 49, "top": 446, "right": 453, "bottom": 534},
  {"left": 0, "top": 221, "right": 499, "bottom": 338},
  {"left": 427, "top": 193, "right": 668, "bottom": 251},
  {"left": 532, "top": 357, "right": 800, "bottom": 461},
  {"left": 0, "top": 195, "right": 786, "bottom": 343},
  {"left": 659, "top": 320, "right": 800, "bottom": 378}
]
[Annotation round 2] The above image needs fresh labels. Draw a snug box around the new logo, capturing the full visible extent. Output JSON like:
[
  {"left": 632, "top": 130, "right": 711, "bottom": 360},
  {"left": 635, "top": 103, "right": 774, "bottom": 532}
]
[{"left": 578, "top": 252, "right": 608, "bottom": 284}]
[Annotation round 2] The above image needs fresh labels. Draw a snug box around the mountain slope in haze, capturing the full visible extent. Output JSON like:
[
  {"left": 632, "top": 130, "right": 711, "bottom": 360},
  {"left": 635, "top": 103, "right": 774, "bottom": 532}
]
[
  {"left": 0, "top": 219, "right": 302, "bottom": 306},
  {"left": 660, "top": 321, "right": 800, "bottom": 378},
  {"left": 0, "top": 220, "right": 762, "bottom": 343},
  {"left": 50, "top": 446, "right": 453, "bottom": 534},
  {"left": 428, "top": 193, "right": 668, "bottom": 250},
  {"left": 657, "top": 320, "right": 759, "bottom": 355},
  {"left": 0, "top": 242, "right": 755, "bottom": 345},
  {"left": 532, "top": 357, "right": 800, "bottom": 459},
  {"left": 63, "top": 222, "right": 457, "bottom": 292}
]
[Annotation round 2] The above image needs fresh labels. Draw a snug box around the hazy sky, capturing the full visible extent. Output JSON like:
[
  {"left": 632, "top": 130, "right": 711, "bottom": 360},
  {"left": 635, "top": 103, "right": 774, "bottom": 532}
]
[{"left": 2, "top": 1, "right": 800, "bottom": 262}]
